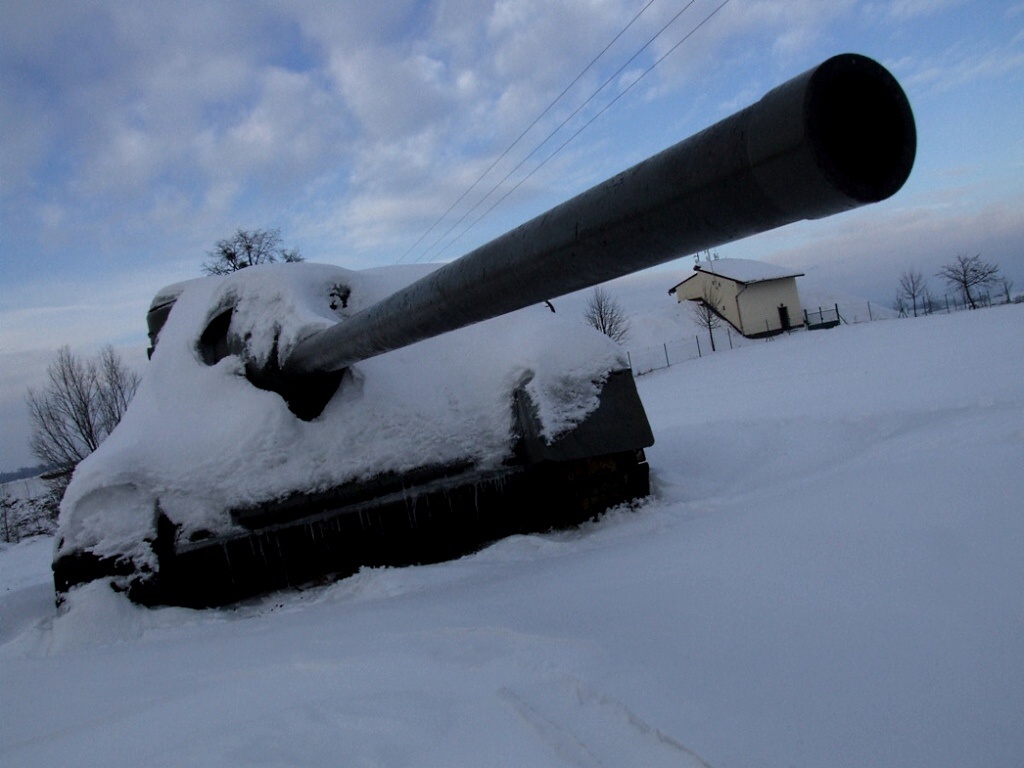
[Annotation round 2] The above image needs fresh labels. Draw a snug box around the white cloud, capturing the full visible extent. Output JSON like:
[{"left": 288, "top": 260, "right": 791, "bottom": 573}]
[
  {"left": 902, "top": 45, "right": 1024, "bottom": 94},
  {"left": 205, "top": 67, "right": 349, "bottom": 187},
  {"left": 886, "top": 0, "right": 964, "bottom": 21},
  {"left": 0, "top": 0, "right": 882, "bottom": 268},
  {"left": 326, "top": 47, "right": 453, "bottom": 139},
  {"left": 705, "top": 0, "right": 857, "bottom": 56}
]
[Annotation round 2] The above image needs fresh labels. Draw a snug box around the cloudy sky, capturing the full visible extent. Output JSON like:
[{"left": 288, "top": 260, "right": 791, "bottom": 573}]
[{"left": 2, "top": 0, "right": 1023, "bottom": 470}]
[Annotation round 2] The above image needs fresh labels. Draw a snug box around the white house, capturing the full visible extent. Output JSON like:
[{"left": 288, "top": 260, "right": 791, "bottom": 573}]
[{"left": 670, "top": 258, "right": 805, "bottom": 338}]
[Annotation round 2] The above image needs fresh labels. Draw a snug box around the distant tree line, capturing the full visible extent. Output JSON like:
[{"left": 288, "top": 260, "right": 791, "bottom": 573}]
[
  {"left": 895, "top": 254, "right": 1013, "bottom": 316},
  {"left": 0, "top": 465, "right": 51, "bottom": 485}
]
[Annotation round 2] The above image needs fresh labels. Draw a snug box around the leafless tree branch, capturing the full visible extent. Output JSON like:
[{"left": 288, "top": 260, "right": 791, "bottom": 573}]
[
  {"left": 202, "top": 228, "right": 304, "bottom": 275},
  {"left": 25, "top": 345, "right": 140, "bottom": 516},
  {"left": 936, "top": 254, "right": 1000, "bottom": 310},
  {"left": 691, "top": 282, "right": 723, "bottom": 352},
  {"left": 898, "top": 268, "right": 927, "bottom": 317},
  {"left": 582, "top": 287, "right": 630, "bottom": 344}
]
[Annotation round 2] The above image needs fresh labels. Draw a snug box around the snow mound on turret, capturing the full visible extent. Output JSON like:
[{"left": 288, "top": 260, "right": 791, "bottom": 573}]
[{"left": 57, "top": 262, "right": 626, "bottom": 565}]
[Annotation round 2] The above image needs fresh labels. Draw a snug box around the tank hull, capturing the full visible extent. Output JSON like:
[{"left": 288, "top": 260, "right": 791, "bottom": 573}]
[{"left": 116, "top": 450, "right": 648, "bottom": 608}]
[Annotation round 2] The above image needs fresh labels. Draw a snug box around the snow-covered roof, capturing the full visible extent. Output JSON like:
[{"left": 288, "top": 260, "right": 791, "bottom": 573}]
[{"left": 671, "top": 258, "right": 804, "bottom": 291}]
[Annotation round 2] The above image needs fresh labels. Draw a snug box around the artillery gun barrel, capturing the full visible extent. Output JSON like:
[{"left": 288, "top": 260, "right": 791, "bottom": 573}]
[{"left": 285, "top": 53, "right": 915, "bottom": 376}]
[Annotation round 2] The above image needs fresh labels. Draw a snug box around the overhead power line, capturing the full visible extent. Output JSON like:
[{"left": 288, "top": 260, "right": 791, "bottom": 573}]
[
  {"left": 440, "top": 0, "right": 732, "bottom": 257},
  {"left": 398, "top": 0, "right": 659, "bottom": 263},
  {"left": 405, "top": 0, "right": 732, "bottom": 263}
]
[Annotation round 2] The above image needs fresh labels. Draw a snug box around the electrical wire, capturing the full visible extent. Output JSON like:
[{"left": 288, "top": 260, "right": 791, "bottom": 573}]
[
  {"left": 437, "top": 0, "right": 732, "bottom": 257},
  {"left": 397, "top": 0, "right": 659, "bottom": 263},
  {"left": 415, "top": 0, "right": 706, "bottom": 263},
  {"left": 400, "top": 0, "right": 732, "bottom": 264}
]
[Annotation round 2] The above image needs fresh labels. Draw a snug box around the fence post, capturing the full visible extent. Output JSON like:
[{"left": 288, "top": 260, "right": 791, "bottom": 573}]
[
  {"left": 695, "top": 336, "right": 701, "bottom": 358},
  {"left": 867, "top": 301, "right": 873, "bottom": 321},
  {"left": 627, "top": 350, "right": 632, "bottom": 372},
  {"left": 663, "top": 343, "right": 670, "bottom": 368},
  {"left": 727, "top": 329, "right": 733, "bottom": 349}
]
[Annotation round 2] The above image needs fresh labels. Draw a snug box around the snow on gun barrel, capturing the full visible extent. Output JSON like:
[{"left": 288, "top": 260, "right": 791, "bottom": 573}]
[{"left": 53, "top": 53, "right": 916, "bottom": 607}]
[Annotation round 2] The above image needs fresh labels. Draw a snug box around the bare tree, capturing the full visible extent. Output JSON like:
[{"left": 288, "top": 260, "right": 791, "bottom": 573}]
[
  {"left": 936, "top": 254, "right": 1001, "bottom": 310},
  {"left": 26, "top": 345, "right": 141, "bottom": 516},
  {"left": 999, "top": 275, "right": 1014, "bottom": 304},
  {"left": 897, "top": 268, "right": 927, "bottom": 317},
  {"left": 0, "top": 486, "right": 13, "bottom": 543},
  {"left": 690, "top": 283, "right": 723, "bottom": 352},
  {"left": 583, "top": 287, "right": 630, "bottom": 344},
  {"left": 891, "top": 292, "right": 908, "bottom": 318},
  {"left": 202, "top": 227, "right": 303, "bottom": 275}
]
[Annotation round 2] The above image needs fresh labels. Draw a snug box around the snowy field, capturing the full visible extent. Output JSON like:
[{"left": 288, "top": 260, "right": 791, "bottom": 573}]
[{"left": 2, "top": 303, "right": 1023, "bottom": 768}]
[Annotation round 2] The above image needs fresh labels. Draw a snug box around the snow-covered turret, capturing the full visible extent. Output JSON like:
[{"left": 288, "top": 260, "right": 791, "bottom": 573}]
[{"left": 53, "top": 54, "right": 916, "bottom": 606}]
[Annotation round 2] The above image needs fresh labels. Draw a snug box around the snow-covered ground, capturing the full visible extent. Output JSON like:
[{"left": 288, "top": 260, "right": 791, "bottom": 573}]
[{"left": 2, "top": 303, "right": 1022, "bottom": 768}]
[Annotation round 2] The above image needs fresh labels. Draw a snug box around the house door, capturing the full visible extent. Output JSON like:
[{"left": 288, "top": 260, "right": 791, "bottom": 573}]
[{"left": 778, "top": 304, "right": 791, "bottom": 331}]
